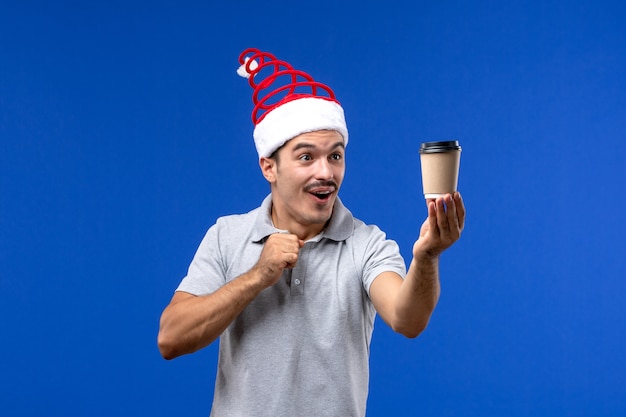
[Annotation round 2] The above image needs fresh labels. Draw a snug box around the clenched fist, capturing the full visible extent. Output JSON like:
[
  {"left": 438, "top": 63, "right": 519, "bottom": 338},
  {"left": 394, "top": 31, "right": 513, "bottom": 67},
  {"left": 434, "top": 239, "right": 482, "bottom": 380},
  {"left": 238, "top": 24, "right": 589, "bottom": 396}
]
[{"left": 253, "top": 233, "right": 305, "bottom": 287}]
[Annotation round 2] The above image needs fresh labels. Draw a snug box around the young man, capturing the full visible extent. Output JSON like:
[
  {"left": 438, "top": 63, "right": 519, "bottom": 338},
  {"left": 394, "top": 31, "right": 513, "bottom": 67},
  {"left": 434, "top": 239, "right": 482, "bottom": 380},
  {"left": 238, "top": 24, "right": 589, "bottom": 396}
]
[{"left": 158, "top": 48, "right": 465, "bottom": 417}]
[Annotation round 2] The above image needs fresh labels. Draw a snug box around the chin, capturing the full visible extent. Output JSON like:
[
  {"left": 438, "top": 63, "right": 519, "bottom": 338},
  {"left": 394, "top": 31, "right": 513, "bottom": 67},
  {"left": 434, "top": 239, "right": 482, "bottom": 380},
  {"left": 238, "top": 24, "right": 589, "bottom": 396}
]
[
  {"left": 297, "top": 198, "right": 336, "bottom": 225},
  {"left": 307, "top": 211, "right": 333, "bottom": 226}
]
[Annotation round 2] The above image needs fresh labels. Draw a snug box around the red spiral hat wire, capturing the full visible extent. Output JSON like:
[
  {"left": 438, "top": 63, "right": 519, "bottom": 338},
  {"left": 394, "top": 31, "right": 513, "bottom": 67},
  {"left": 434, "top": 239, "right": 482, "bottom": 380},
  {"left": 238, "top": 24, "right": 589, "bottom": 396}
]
[{"left": 238, "top": 48, "right": 338, "bottom": 124}]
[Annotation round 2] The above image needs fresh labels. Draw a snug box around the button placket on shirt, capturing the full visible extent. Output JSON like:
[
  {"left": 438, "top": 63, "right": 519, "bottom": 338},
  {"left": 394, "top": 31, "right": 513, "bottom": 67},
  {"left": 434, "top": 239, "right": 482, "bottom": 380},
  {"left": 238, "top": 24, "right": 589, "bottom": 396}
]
[{"left": 290, "top": 244, "right": 308, "bottom": 296}]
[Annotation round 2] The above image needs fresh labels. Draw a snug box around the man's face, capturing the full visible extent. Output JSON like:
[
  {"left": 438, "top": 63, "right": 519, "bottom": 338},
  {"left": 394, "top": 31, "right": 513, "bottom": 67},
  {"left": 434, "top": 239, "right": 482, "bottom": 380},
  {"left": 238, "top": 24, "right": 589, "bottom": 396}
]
[{"left": 262, "top": 130, "right": 345, "bottom": 232}]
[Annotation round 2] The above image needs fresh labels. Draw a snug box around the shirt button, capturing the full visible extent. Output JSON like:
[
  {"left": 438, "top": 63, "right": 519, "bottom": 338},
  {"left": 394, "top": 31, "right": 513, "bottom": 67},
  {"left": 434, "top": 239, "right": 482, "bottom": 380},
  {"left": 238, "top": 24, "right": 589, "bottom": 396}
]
[{"left": 294, "top": 279, "right": 301, "bottom": 285}]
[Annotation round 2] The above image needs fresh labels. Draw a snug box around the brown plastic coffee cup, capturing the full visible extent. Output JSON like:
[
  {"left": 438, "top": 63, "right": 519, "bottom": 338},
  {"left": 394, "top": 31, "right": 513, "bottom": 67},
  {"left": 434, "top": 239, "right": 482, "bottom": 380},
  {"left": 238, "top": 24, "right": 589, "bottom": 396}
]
[{"left": 419, "top": 141, "right": 462, "bottom": 199}]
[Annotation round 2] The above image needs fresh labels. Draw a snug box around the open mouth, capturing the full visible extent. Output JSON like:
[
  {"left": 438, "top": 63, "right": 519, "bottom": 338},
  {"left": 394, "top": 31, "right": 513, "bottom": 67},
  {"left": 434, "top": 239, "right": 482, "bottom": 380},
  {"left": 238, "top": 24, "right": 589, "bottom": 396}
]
[
  {"left": 311, "top": 190, "right": 332, "bottom": 201},
  {"left": 305, "top": 181, "right": 337, "bottom": 203}
]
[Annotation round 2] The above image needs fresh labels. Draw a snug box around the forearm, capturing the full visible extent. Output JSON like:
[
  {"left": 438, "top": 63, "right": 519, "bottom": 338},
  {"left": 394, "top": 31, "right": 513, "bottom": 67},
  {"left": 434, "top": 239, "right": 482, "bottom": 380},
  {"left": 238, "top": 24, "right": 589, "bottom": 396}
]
[
  {"left": 393, "top": 254, "right": 441, "bottom": 338},
  {"left": 158, "top": 269, "right": 267, "bottom": 359}
]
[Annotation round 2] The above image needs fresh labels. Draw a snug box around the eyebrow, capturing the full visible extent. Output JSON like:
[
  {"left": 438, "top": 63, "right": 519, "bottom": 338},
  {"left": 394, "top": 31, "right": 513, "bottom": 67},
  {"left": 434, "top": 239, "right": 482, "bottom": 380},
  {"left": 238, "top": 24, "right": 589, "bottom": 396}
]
[{"left": 292, "top": 141, "right": 345, "bottom": 152}]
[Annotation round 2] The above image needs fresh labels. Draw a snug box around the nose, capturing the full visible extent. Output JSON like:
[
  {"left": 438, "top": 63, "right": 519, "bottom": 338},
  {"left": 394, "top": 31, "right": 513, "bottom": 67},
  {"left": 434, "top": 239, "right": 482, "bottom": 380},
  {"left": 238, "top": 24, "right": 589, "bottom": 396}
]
[{"left": 315, "top": 157, "right": 334, "bottom": 180}]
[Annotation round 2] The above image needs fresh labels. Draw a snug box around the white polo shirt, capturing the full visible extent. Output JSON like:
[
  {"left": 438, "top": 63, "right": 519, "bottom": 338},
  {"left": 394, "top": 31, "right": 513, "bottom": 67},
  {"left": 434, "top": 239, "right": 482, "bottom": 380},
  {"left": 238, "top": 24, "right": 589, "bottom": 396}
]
[{"left": 177, "top": 195, "right": 407, "bottom": 417}]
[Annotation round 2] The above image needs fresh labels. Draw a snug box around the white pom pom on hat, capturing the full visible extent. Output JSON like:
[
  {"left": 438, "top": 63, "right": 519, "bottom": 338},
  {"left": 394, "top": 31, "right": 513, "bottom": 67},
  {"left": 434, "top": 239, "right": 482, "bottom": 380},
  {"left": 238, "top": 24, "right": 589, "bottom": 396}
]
[
  {"left": 237, "top": 48, "right": 349, "bottom": 158},
  {"left": 236, "top": 57, "right": 258, "bottom": 78}
]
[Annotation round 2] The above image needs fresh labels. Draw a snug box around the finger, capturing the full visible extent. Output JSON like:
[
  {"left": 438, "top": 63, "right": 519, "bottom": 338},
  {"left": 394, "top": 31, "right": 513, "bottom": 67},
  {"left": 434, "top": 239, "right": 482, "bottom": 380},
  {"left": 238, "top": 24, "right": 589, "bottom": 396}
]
[
  {"left": 264, "top": 234, "right": 300, "bottom": 261},
  {"left": 282, "top": 236, "right": 303, "bottom": 254},
  {"left": 285, "top": 252, "right": 299, "bottom": 266},
  {"left": 454, "top": 192, "right": 466, "bottom": 230},
  {"left": 427, "top": 199, "right": 438, "bottom": 233},
  {"left": 279, "top": 243, "right": 300, "bottom": 259},
  {"left": 271, "top": 233, "right": 301, "bottom": 249},
  {"left": 445, "top": 194, "right": 460, "bottom": 239},
  {"left": 436, "top": 197, "right": 449, "bottom": 235}
]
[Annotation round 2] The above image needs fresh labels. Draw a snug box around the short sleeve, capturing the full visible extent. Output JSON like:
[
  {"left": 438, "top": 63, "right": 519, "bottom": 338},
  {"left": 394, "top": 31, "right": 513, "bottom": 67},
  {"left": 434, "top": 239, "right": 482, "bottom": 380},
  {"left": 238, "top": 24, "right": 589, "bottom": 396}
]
[
  {"left": 358, "top": 225, "right": 407, "bottom": 296},
  {"left": 176, "top": 223, "right": 227, "bottom": 296}
]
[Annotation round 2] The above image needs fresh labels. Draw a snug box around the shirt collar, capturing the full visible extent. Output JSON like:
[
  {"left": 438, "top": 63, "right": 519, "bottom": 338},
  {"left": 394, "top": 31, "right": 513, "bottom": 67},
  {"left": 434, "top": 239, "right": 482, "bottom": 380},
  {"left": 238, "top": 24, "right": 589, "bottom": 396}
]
[{"left": 251, "top": 194, "right": 353, "bottom": 243}]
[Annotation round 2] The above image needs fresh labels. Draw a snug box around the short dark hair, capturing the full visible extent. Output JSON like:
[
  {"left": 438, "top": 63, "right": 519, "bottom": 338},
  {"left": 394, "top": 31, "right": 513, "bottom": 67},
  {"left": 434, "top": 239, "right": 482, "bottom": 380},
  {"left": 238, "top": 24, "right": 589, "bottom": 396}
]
[{"left": 269, "top": 146, "right": 281, "bottom": 164}]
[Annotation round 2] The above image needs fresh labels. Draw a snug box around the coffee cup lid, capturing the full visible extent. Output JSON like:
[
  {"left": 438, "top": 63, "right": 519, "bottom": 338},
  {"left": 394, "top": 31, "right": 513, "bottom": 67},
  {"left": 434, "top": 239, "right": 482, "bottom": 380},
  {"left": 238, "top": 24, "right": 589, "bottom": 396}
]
[{"left": 419, "top": 140, "right": 462, "bottom": 154}]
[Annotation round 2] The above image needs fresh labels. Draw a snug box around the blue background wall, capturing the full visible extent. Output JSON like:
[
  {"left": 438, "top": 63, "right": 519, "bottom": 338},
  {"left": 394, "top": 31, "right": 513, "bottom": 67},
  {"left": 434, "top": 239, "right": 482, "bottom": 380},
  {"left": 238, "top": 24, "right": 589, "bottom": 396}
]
[{"left": 1, "top": 0, "right": 625, "bottom": 415}]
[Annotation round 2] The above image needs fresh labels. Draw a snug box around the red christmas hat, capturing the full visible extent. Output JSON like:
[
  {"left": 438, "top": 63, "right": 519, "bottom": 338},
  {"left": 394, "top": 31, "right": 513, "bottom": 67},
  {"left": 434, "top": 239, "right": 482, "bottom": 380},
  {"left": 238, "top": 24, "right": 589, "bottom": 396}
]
[{"left": 237, "top": 48, "right": 349, "bottom": 158}]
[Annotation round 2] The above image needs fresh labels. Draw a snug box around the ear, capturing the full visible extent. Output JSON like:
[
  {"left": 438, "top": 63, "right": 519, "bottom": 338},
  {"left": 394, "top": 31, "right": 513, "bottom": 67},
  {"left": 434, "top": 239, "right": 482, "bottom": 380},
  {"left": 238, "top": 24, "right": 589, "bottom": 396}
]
[{"left": 259, "top": 157, "right": 276, "bottom": 183}]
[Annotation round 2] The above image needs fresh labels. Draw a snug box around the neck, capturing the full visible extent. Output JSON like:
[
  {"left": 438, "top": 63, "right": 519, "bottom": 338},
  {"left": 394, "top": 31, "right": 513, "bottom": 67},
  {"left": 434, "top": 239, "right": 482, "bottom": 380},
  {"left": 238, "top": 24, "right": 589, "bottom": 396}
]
[{"left": 271, "top": 207, "right": 326, "bottom": 241}]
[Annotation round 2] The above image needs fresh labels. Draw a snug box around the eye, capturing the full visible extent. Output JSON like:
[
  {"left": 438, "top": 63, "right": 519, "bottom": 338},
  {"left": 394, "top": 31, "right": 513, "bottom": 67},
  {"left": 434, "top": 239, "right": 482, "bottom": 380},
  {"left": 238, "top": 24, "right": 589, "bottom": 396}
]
[
  {"left": 330, "top": 153, "right": 343, "bottom": 161},
  {"left": 299, "top": 154, "right": 312, "bottom": 161}
]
